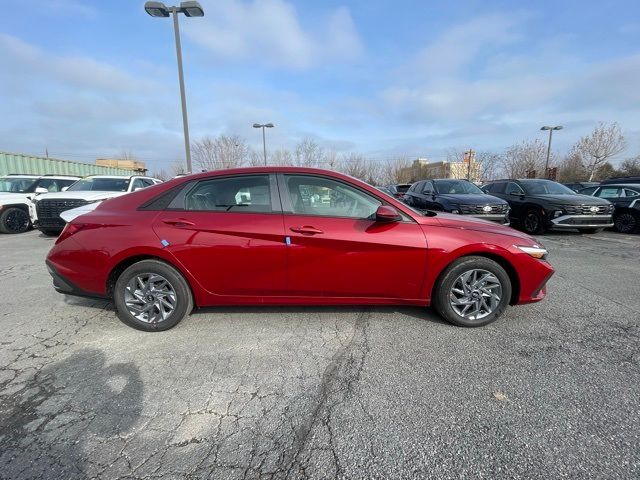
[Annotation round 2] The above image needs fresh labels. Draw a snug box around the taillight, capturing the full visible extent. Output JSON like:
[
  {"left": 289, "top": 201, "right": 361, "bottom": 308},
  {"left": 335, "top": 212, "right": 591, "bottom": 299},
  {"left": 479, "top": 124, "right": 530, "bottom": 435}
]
[{"left": 56, "top": 223, "right": 96, "bottom": 244}]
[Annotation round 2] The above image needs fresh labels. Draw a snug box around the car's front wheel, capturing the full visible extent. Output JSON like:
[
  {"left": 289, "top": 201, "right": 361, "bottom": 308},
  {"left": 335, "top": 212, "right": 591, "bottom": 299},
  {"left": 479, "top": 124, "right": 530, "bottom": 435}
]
[
  {"left": 432, "top": 256, "right": 512, "bottom": 327},
  {"left": 0, "top": 207, "right": 31, "bottom": 234},
  {"left": 113, "top": 259, "right": 193, "bottom": 331},
  {"left": 522, "top": 209, "right": 545, "bottom": 235},
  {"left": 613, "top": 212, "right": 638, "bottom": 233}
]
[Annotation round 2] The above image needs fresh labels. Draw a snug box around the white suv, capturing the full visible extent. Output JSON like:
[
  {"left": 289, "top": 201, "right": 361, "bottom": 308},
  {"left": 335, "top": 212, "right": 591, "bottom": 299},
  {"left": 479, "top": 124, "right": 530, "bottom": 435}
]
[
  {"left": 32, "top": 175, "right": 162, "bottom": 235},
  {"left": 0, "top": 174, "right": 80, "bottom": 234}
]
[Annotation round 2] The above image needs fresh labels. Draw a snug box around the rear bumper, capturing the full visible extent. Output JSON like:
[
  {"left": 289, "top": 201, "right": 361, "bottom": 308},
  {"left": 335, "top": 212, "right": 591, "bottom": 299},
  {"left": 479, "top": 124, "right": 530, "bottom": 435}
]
[
  {"left": 46, "top": 261, "right": 108, "bottom": 300},
  {"left": 550, "top": 214, "right": 613, "bottom": 229}
]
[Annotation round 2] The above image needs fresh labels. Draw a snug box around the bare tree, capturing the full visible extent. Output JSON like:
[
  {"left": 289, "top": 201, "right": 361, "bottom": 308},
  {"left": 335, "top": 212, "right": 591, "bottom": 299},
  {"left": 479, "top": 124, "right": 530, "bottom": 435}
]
[
  {"left": 557, "top": 147, "right": 588, "bottom": 182},
  {"left": 192, "top": 135, "right": 249, "bottom": 170},
  {"left": 475, "top": 151, "right": 503, "bottom": 181},
  {"left": 502, "top": 139, "right": 547, "bottom": 178},
  {"left": 269, "top": 148, "right": 294, "bottom": 166},
  {"left": 170, "top": 158, "right": 187, "bottom": 176},
  {"left": 247, "top": 148, "right": 265, "bottom": 167},
  {"left": 324, "top": 150, "right": 339, "bottom": 170},
  {"left": 294, "top": 138, "right": 325, "bottom": 167},
  {"left": 593, "top": 162, "right": 621, "bottom": 181},
  {"left": 337, "top": 153, "right": 381, "bottom": 184},
  {"left": 574, "top": 122, "right": 626, "bottom": 181},
  {"left": 380, "top": 157, "right": 412, "bottom": 185},
  {"left": 619, "top": 156, "right": 640, "bottom": 176}
]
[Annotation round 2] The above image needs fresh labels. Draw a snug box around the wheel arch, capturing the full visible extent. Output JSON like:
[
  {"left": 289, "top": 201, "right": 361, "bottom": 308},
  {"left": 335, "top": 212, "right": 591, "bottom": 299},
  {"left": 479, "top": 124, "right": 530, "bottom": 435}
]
[
  {"left": 430, "top": 251, "right": 521, "bottom": 306},
  {"left": 106, "top": 255, "right": 197, "bottom": 305}
]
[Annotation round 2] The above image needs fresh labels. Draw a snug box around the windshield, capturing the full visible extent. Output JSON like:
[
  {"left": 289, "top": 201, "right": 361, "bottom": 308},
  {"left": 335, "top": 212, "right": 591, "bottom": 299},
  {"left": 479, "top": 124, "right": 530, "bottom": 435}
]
[
  {"left": 67, "top": 177, "right": 130, "bottom": 192},
  {"left": 522, "top": 180, "right": 576, "bottom": 195},
  {"left": 434, "top": 180, "right": 484, "bottom": 194},
  {"left": 0, "top": 177, "right": 38, "bottom": 193}
]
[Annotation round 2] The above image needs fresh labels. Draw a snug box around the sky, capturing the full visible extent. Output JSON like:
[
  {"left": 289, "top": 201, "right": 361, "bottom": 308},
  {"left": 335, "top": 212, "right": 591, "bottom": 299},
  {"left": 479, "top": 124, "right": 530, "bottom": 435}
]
[{"left": 1, "top": 0, "right": 639, "bottom": 172}]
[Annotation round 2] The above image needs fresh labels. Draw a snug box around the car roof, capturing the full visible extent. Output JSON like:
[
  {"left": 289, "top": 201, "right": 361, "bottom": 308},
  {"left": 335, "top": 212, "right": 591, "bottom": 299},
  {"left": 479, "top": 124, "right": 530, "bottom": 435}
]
[
  {"left": 176, "top": 166, "right": 369, "bottom": 182},
  {"left": 596, "top": 184, "right": 640, "bottom": 189}
]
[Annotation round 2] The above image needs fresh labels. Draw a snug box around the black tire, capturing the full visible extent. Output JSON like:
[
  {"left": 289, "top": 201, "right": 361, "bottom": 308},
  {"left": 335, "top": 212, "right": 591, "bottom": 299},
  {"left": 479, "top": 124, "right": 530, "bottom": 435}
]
[
  {"left": 39, "top": 228, "right": 62, "bottom": 236},
  {"left": 113, "top": 259, "right": 193, "bottom": 332},
  {"left": 522, "top": 209, "right": 545, "bottom": 235},
  {"left": 0, "top": 207, "right": 31, "bottom": 234},
  {"left": 580, "top": 228, "right": 603, "bottom": 234},
  {"left": 613, "top": 212, "right": 638, "bottom": 234},
  {"left": 432, "top": 256, "right": 512, "bottom": 327}
]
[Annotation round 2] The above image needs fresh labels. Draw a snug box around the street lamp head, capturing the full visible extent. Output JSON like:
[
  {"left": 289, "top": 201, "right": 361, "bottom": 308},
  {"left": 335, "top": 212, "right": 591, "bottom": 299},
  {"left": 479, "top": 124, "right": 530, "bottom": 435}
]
[
  {"left": 265, "top": 123, "right": 274, "bottom": 128},
  {"left": 553, "top": 125, "right": 563, "bottom": 130},
  {"left": 540, "top": 126, "right": 551, "bottom": 130},
  {"left": 180, "top": 1, "right": 204, "bottom": 17},
  {"left": 144, "top": 1, "right": 170, "bottom": 17},
  {"left": 253, "top": 123, "right": 262, "bottom": 128}
]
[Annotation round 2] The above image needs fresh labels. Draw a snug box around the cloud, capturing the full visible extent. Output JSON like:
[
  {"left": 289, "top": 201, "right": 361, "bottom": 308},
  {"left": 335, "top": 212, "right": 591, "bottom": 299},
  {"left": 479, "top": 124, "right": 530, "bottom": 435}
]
[
  {"left": 0, "top": 34, "right": 156, "bottom": 93},
  {"left": 184, "top": 0, "right": 363, "bottom": 69}
]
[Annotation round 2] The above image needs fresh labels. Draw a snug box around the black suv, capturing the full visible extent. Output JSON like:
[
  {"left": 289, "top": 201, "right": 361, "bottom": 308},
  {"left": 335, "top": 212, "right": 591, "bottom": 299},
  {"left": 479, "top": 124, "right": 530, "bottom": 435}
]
[
  {"left": 579, "top": 184, "right": 640, "bottom": 233},
  {"left": 482, "top": 179, "right": 614, "bottom": 234},
  {"left": 403, "top": 179, "right": 510, "bottom": 224}
]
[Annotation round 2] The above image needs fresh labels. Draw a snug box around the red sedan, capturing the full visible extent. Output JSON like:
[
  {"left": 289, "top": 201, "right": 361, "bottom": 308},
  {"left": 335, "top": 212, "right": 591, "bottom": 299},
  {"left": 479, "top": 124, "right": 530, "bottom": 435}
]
[{"left": 46, "top": 167, "right": 553, "bottom": 331}]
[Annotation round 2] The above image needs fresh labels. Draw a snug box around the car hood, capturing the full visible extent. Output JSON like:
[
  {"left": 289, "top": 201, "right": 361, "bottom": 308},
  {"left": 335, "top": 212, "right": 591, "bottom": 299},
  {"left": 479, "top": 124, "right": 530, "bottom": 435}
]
[
  {"left": 437, "top": 193, "right": 507, "bottom": 204},
  {"left": 35, "top": 191, "right": 128, "bottom": 201},
  {"left": 427, "top": 212, "right": 536, "bottom": 241},
  {"left": 527, "top": 194, "right": 610, "bottom": 205},
  {"left": 0, "top": 193, "right": 29, "bottom": 204}
]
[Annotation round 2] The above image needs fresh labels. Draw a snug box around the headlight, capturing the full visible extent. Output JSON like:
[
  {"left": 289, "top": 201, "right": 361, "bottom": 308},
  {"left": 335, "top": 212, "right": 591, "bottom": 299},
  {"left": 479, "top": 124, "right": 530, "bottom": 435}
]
[
  {"left": 608, "top": 204, "right": 614, "bottom": 213},
  {"left": 553, "top": 209, "right": 563, "bottom": 218},
  {"left": 515, "top": 245, "right": 548, "bottom": 260}
]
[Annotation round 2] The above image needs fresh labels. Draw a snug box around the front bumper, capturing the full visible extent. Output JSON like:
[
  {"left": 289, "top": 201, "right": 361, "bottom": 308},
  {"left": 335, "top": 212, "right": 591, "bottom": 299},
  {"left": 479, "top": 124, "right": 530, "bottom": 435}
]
[{"left": 550, "top": 214, "right": 614, "bottom": 229}]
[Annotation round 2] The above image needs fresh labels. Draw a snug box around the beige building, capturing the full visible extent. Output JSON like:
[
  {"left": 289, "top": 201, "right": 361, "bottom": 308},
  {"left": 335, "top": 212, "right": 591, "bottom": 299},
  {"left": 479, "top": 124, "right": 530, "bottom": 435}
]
[
  {"left": 95, "top": 158, "right": 146, "bottom": 172},
  {"left": 401, "top": 152, "right": 481, "bottom": 182}
]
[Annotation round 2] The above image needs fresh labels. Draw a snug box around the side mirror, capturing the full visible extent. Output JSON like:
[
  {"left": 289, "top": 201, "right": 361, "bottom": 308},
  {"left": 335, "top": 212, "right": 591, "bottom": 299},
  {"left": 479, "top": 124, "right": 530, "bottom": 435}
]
[
  {"left": 35, "top": 186, "right": 48, "bottom": 193},
  {"left": 133, "top": 187, "right": 145, "bottom": 191},
  {"left": 376, "top": 205, "right": 402, "bottom": 223},
  {"left": 61, "top": 186, "right": 69, "bottom": 191},
  {"left": 509, "top": 191, "right": 523, "bottom": 196}
]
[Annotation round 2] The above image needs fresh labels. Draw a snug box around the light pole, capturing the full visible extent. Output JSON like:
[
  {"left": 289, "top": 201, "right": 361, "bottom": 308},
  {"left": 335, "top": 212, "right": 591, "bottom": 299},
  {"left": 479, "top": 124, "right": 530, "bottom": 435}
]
[
  {"left": 144, "top": 1, "right": 204, "bottom": 174},
  {"left": 540, "top": 125, "right": 563, "bottom": 176},
  {"left": 253, "top": 123, "right": 274, "bottom": 166}
]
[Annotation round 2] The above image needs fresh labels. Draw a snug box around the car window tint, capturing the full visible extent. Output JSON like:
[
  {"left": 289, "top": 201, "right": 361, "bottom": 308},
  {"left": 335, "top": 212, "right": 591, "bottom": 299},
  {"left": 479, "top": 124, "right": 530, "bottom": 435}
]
[
  {"left": 185, "top": 175, "right": 272, "bottom": 213},
  {"left": 492, "top": 182, "right": 506, "bottom": 194},
  {"left": 579, "top": 186, "right": 598, "bottom": 195},
  {"left": 624, "top": 189, "right": 639, "bottom": 197},
  {"left": 285, "top": 175, "right": 381, "bottom": 219},
  {"left": 596, "top": 187, "right": 622, "bottom": 198},
  {"left": 505, "top": 182, "right": 524, "bottom": 195}
]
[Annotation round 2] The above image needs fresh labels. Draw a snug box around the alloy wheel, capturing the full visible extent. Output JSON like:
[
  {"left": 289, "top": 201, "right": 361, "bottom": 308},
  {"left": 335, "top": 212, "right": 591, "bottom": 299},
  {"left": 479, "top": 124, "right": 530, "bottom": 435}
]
[
  {"left": 5, "top": 209, "right": 30, "bottom": 233},
  {"left": 615, "top": 213, "right": 637, "bottom": 233},
  {"left": 449, "top": 269, "right": 503, "bottom": 321},
  {"left": 524, "top": 212, "right": 540, "bottom": 233},
  {"left": 124, "top": 273, "right": 177, "bottom": 324}
]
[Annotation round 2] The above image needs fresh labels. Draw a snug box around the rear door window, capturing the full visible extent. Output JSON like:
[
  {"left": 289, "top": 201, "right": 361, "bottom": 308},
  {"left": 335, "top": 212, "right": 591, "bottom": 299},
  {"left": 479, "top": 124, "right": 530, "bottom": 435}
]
[{"left": 183, "top": 175, "right": 274, "bottom": 213}]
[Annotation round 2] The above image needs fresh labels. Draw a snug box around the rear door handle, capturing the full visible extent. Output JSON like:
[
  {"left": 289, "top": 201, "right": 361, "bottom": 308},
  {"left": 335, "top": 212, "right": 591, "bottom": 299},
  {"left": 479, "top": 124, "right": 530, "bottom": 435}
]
[
  {"left": 290, "top": 226, "right": 323, "bottom": 235},
  {"left": 162, "top": 218, "right": 195, "bottom": 227}
]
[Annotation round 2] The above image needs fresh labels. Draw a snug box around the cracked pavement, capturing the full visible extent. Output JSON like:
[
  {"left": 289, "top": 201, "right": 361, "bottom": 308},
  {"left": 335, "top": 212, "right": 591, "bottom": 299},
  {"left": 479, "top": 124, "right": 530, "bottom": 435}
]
[{"left": 1, "top": 230, "right": 639, "bottom": 479}]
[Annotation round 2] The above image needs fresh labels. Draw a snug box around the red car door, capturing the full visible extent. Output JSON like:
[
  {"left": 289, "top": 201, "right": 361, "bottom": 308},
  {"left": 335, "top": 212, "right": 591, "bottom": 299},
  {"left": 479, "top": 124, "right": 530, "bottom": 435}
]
[
  {"left": 279, "top": 174, "right": 428, "bottom": 300},
  {"left": 152, "top": 174, "right": 287, "bottom": 297}
]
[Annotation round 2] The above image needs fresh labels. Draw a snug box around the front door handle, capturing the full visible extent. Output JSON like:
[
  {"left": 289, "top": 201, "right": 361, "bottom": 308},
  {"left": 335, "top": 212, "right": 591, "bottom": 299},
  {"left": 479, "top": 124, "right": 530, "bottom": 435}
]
[
  {"left": 162, "top": 218, "right": 195, "bottom": 227},
  {"left": 290, "top": 226, "right": 323, "bottom": 235}
]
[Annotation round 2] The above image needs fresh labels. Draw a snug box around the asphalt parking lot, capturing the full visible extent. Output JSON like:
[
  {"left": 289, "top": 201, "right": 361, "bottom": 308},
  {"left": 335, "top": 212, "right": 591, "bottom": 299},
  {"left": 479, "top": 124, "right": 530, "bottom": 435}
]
[{"left": 1, "top": 230, "right": 639, "bottom": 479}]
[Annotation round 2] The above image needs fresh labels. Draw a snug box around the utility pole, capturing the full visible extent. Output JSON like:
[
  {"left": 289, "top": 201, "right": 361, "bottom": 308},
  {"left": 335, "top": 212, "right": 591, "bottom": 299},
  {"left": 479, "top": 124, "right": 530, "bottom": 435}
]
[{"left": 465, "top": 149, "right": 475, "bottom": 181}]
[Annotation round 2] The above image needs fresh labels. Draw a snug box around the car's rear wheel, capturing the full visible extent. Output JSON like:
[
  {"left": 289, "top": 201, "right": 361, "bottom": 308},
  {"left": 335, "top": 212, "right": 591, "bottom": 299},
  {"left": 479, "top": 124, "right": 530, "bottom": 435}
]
[
  {"left": 432, "top": 256, "right": 512, "bottom": 327},
  {"left": 0, "top": 207, "right": 31, "bottom": 234},
  {"left": 39, "top": 228, "right": 62, "bottom": 236},
  {"left": 113, "top": 260, "right": 193, "bottom": 331},
  {"left": 613, "top": 212, "right": 638, "bottom": 233},
  {"left": 522, "top": 209, "right": 545, "bottom": 234}
]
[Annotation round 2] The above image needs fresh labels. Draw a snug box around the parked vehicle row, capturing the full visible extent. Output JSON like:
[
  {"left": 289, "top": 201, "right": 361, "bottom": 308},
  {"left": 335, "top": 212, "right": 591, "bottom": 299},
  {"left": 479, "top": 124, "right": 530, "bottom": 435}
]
[
  {"left": 0, "top": 173, "right": 161, "bottom": 234},
  {"left": 386, "top": 176, "right": 639, "bottom": 234}
]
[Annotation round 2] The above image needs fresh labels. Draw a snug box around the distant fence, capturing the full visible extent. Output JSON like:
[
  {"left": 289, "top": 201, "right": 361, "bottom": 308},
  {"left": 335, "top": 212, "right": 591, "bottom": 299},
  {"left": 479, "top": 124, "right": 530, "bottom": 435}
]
[{"left": 0, "top": 151, "right": 134, "bottom": 176}]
